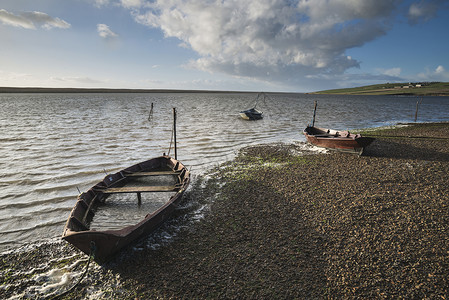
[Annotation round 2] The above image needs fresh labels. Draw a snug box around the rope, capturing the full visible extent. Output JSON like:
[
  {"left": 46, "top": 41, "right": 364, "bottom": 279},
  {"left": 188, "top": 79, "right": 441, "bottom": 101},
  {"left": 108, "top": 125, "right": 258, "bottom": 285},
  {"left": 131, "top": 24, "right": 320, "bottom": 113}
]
[{"left": 48, "top": 242, "right": 96, "bottom": 299}]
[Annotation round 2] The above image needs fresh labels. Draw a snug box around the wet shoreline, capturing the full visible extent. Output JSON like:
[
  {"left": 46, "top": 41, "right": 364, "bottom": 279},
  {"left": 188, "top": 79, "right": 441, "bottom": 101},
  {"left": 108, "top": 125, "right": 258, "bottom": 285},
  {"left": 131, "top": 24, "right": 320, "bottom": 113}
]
[{"left": 1, "top": 122, "right": 449, "bottom": 299}]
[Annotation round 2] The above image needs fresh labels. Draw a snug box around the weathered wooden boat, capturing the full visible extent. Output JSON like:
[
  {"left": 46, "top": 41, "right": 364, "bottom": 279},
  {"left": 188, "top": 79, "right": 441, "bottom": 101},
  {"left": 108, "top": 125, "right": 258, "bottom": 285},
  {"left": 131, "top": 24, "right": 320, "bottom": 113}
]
[
  {"left": 62, "top": 155, "right": 190, "bottom": 264},
  {"left": 303, "top": 101, "right": 374, "bottom": 155},
  {"left": 63, "top": 108, "right": 190, "bottom": 264},
  {"left": 239, "top": 107, "right": 263, "bottom": 120},
  {"left": 303, "top": 126, "right": 375, "bottom": 155}
]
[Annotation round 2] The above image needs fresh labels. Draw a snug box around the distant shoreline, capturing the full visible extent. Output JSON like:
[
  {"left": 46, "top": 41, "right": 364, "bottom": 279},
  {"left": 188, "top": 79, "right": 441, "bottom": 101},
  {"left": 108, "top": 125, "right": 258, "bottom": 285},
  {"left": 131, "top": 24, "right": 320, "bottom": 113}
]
[
  {"left": 0, "top": 87, "right": 251, "bottom": 94},
  {"left": 2, "top": 83, "right": 448, "bottom": 96}
]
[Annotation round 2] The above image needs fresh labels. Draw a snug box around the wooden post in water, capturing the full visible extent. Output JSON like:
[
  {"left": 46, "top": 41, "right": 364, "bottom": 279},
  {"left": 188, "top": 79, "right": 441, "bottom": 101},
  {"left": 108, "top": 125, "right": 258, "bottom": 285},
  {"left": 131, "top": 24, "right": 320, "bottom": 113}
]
[
  {"left": 414, "top": 97, "right": 422, "bottom": 122},
  {"left": 137, "top": 192, "right": 142, "bottom": 206},
  {"left": 414, "top": 101, "right": 419, "bottom": 122},
  {"left": 173, "top": 107, "right": 177, "bottom": 160},
  {"left": 148, "top": 102, "right": 154, "bottom": 121},
  {"left": 312, "top": 101, "right": 317, "bottom": 127}
]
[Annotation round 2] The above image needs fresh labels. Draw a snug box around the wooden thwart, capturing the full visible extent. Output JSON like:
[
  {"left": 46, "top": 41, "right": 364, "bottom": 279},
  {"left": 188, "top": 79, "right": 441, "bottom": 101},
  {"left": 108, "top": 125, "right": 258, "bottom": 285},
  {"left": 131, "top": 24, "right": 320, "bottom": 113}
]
[
  {"left": 99, "top": 185, "right": 178, "bottom": 194},
  {"left": 125, "top": 170, "right": 181, "bottom": 177}
]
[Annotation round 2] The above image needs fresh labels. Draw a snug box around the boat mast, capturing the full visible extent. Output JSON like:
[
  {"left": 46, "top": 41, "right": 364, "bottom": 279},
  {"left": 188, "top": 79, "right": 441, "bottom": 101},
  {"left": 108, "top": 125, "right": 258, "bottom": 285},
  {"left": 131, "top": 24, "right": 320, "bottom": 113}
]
[{"left": 254, "top": 92, "right": 263, "bottom": 109}]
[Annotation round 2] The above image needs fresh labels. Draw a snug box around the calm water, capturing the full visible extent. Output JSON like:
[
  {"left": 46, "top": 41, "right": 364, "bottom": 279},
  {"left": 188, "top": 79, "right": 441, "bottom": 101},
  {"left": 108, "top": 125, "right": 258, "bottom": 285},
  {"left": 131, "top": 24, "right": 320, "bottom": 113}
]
[{"left": 0, "top": 92, "right": 448, "bottom": 252}]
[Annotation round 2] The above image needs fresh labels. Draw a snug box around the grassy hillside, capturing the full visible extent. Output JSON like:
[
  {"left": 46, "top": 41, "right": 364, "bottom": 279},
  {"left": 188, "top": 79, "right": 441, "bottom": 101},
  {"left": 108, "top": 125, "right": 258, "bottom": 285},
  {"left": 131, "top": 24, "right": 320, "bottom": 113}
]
[{"left": 314, "top": 82, "right": 449, "bottom": 96}]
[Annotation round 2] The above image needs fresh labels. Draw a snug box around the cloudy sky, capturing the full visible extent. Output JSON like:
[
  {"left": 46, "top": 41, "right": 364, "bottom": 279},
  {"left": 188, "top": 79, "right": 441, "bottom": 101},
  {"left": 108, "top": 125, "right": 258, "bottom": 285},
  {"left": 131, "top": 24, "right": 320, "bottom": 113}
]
[{"left": 1, "top": 0, "right": 448, "bottom": 92}]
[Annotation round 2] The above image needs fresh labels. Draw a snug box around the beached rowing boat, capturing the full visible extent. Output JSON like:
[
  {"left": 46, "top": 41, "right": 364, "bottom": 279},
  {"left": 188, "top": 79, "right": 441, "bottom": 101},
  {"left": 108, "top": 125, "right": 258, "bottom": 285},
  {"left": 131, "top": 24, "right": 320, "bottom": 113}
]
[
  {"left": 303, "top": 126, "right": 375, "bottom": 155},
  {"left": 303, "top": 101, "right": 374, "bottom": 155},
  {"left": 63, "top": 108, "right": 190, "bottom": 264},
  {"left": 62, "top": 155, "right": 190, "bottom": 264}
]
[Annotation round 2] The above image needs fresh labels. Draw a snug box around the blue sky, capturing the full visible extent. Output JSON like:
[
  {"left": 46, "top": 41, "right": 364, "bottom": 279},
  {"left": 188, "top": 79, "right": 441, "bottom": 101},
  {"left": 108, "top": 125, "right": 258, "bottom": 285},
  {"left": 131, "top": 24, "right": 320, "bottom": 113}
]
[{"left": 1, "top": 0, "right": 448, "bottom": 92}]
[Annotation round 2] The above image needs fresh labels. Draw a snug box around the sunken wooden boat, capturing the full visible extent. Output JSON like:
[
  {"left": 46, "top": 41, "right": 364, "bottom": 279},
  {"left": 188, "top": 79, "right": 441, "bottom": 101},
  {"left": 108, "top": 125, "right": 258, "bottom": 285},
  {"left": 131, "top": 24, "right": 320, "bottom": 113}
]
[
  {"left": 303, "top": 126, "right": 375, "bottom": 155},
  {"left": 62, "top": 155, "right": 190, "bottom": 264}
]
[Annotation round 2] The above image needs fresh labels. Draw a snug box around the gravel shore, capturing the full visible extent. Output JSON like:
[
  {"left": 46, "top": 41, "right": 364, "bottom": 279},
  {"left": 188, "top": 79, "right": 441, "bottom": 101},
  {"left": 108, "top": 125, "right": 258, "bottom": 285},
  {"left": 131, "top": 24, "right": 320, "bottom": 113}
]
[{"left": 1, "top": 122, "right": 448, "bottom": 299}]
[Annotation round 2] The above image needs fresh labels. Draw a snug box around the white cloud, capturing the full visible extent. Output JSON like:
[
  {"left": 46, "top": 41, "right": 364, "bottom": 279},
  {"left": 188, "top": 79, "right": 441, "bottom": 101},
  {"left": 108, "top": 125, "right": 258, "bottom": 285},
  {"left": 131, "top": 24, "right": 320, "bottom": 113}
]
[
  {"left": 120, "top": 0, "right": 143, "bottom": 9},
  {"left": 417, "top": 65, "right": 449, "bottom": 81},
  {"left": 376, "top": 67, "right": 402, "bottom": 77},
  {"left": 435, "top": 65, "right": 445, "bottom": 74},
  {"left": 0, "top": 9, "right": 35, "bottom": 29},
  {"left": 132, "top": 0, "right": 405, "bottom": 86},
  {"left": 22, "top": 11, "right": 71, "bottom": 30},
  {"left": 93, "top": 0, "right": 143, "bottom": 9},
  {"left": 52, "top": 76, "right": 105, "bottom": 84},
  {"left": 97, "top": 23, "right": 118, "bottom": 39},
  {"left": 407, "top": 0, "right": 443, "bottom": 24},
  {"left": 0, "top": 9, "right": 70, "bottom": 30},
  {"left": 94, "top": 0, "right": 111, "bottom": 8},
  {"left": 0, "top": 70, "right": 33, "bottom": 82}
]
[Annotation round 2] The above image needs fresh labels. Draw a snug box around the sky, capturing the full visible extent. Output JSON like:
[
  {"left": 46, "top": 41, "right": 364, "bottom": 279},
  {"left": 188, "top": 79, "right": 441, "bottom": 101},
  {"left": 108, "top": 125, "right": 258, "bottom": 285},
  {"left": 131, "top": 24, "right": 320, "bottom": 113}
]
[{"left": 1, "top": 0, "right": 449, "bottom": 93}]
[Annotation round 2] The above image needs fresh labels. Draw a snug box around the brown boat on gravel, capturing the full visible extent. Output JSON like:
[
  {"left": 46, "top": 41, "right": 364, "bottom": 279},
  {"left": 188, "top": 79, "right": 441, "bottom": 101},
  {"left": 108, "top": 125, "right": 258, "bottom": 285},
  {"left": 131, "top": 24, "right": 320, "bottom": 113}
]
[
  {"left": 303, "top": 101, "right": 375, "bottom": 155},
  {"left": 303, "top": 126, "right": 375, "bottom": 155},
  {"left": 62, "top": 155, "right": 190, "bottom": 264}
]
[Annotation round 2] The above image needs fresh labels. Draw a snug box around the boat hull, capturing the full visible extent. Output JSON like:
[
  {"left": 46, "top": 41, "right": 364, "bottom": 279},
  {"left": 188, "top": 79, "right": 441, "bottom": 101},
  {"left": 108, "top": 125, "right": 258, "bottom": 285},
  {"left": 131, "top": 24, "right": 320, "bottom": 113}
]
[
  {"left": 239, "top": 108, "right": 263, "bottom": 120},
  {"left": 62, "top": 156, "right": 190, "bottom": 264},
  {"left": 303, "top": 126, "right": 374, "bottom": 155}
]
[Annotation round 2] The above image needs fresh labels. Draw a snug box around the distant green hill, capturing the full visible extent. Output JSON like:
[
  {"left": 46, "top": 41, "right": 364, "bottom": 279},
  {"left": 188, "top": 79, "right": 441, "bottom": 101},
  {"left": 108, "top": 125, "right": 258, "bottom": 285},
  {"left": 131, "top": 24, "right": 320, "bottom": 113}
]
[{"left": 313, "top": 82, "right": 449, "bottom": 96}]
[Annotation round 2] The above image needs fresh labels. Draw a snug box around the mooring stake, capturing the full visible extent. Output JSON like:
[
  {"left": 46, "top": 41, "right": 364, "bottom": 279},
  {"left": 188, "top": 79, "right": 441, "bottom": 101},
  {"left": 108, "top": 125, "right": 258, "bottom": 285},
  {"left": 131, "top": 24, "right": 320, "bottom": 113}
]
[{"left": 137, "top": 192, "right": 142, "bottom": 206}]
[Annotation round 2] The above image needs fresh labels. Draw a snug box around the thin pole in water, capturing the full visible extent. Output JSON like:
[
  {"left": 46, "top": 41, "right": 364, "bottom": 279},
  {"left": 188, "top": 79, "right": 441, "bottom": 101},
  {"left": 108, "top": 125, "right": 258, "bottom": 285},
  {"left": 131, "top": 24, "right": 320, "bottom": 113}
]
[
  {"left": 148, "top": 102, "right": 154, "bottom": 121},
  {"left": 414, "top": 96, "right": 423, "bottom": 122},
  {"left": 312, "top": 101, "right": 317, "bottom": 127},
  {"left": 173, "top": 107, "right": 177, "bottom": 160}
]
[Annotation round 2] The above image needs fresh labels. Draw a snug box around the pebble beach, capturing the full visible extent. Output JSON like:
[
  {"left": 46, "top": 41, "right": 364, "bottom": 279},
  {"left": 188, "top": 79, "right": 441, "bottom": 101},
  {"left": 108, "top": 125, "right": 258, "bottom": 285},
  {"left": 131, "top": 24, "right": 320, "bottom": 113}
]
[{"left": 1, "top": 122, "right": 448, "bottom": 299}]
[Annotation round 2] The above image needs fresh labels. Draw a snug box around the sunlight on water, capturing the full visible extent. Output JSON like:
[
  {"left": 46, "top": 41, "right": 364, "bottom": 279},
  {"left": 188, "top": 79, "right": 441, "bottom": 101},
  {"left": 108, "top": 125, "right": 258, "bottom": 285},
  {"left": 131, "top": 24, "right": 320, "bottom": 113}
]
[{"left": 0, "top": 92, "right": 448, "bottom": 252}]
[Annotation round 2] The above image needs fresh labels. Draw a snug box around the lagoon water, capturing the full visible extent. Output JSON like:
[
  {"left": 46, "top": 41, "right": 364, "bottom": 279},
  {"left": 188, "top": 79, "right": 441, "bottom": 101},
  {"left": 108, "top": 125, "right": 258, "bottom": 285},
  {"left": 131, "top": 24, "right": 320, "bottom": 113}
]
[{"left": 0, "top": 92, "right": 448, "bottom": 252}]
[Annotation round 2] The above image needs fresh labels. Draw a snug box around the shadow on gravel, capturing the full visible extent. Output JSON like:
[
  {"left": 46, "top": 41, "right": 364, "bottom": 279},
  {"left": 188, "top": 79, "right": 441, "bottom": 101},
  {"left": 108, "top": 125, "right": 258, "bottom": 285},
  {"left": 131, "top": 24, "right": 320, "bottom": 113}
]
[
  {"left": 364, "top": 139, "right": 449, "bottom": 162},
  {"left": 104, "top": 176, "right": 330, "bottom": 298}
]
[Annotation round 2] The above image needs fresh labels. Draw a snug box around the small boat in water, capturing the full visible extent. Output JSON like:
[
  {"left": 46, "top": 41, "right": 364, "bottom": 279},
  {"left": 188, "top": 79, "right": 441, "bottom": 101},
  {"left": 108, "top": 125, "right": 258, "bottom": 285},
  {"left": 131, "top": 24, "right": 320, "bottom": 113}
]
[
  {"left": 239, "top": 107, "right": 263, "bottom": 120},
  {"left": 303, "top": 101, "right": 374, "bottom": 155},
  {"left": 62, "top": 109, "right": 190, "bottom": 264},
  {"left": 239, "top": 92, "right": 265, "bottom": 120},
  {"left": 303, "top": 126, "right": 375, "bottom": 155}
]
